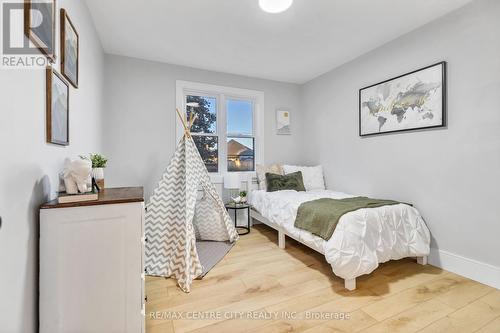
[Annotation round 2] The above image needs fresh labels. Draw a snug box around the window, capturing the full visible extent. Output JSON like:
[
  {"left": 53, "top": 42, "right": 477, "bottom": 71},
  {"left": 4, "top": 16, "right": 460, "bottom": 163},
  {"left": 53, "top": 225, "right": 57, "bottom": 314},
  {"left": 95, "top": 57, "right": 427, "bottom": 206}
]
[
  {"left": 186, "top": 95, "right": 219, "bottom": 172},
  {"left": 227, "top": 99, "right": 254, "bottom": 172},
  {"left": 177, "top": 81, "right": 264, "bottom": 175}
]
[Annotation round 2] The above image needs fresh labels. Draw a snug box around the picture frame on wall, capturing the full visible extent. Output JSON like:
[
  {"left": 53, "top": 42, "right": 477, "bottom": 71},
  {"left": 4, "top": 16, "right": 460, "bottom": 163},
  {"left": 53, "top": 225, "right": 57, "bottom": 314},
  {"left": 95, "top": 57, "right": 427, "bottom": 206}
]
[
  {"left": 60, "top": 8, "right": 79, "bottom": 88},
  {"left": 46, "top": 67, "right": 70, "bottom": 146},
  {"left": 276, "top": 109, "right": 291, "bottom": 135},
  {"left": 24, "top": 0, "right": 56, "bottom": 62},
  {"left": 359, "top": 61, "right": 447, "bottom": 136}
]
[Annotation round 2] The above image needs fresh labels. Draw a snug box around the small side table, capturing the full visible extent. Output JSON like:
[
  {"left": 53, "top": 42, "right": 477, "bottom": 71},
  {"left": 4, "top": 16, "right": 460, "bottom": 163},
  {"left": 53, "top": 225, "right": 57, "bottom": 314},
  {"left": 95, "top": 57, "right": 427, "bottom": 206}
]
[{"left": 225, "top": 203, "right": 251, "bottom": 235}]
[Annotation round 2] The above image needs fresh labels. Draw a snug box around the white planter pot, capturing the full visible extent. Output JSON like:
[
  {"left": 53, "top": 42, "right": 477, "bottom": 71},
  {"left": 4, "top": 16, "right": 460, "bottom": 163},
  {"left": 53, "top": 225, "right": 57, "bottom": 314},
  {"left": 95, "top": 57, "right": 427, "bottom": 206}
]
[{"left": 92, "top": 167, "right": 104, "bottom": 180}]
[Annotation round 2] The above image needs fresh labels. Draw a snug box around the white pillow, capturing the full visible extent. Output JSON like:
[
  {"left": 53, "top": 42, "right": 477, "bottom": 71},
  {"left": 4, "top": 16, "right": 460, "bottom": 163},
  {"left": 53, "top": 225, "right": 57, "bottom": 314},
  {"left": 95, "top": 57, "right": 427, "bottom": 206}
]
[
  {"left": 256, "top": 164, "right": 283, "bottom": 191},
  {"left": 282, "top": 165, "right": 325, "bottom": 191}
]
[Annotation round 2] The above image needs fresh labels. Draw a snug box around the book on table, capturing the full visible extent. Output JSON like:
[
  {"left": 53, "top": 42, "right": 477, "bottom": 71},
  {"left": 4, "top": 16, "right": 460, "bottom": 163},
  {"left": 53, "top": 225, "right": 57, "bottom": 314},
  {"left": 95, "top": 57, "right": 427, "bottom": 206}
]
[{"left": 57, "top": 191, "right": 99, "bottom": 204}]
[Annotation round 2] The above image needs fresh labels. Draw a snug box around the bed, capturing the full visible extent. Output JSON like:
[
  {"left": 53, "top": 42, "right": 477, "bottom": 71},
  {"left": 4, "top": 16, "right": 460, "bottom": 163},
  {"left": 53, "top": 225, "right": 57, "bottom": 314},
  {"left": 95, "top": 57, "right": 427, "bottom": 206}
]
[{"left": 248, "top": 188, "right": 431, "bottom": 291}]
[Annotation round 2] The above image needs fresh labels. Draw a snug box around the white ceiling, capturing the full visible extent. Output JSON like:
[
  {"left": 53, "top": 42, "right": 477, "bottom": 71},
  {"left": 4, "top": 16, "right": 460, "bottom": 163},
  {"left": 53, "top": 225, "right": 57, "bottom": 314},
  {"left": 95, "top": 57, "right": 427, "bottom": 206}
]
[{"left": 85, "top": 0, "right": 472, "bottom": 84}]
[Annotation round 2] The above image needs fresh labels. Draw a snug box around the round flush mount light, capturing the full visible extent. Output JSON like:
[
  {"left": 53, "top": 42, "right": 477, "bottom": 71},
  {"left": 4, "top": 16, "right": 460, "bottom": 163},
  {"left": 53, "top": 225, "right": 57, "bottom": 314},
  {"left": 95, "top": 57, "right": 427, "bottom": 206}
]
[{"left": 259, "top": 0, "right": 293, "bottom": 13}]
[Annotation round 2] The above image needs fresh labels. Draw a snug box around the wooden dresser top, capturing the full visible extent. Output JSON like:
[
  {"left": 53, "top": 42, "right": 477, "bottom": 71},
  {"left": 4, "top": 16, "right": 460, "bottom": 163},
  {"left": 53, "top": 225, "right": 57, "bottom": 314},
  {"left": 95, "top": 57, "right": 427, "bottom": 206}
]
[{"left": 40, "top": 187, "right": 144, "bottom": 209}]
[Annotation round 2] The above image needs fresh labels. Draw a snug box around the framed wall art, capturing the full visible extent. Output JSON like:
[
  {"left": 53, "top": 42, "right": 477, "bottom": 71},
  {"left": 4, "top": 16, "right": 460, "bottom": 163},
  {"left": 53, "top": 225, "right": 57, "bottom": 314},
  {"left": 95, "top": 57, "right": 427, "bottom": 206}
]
[
  {"left": 46, "top": 67, "right": 69, "bottom": 146},
  {"left": 359, "top": 62, "right": 446, "bottom": 136},
  {"left": 276, "top": 109, "right": 291, "bottom": 135},
  {"left": 60, "top": 8, "right": 79, "bottom": 88},
  {"left": 25, "top": 0, "right": 56, "bottom": 62}
]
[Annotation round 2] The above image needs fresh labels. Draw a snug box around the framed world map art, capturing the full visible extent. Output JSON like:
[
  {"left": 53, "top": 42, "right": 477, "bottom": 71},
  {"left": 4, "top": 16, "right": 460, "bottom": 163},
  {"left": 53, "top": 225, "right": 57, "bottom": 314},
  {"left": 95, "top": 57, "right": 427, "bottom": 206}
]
[{"left": 359, "top": 62, "right": 446, "bottom": 136}]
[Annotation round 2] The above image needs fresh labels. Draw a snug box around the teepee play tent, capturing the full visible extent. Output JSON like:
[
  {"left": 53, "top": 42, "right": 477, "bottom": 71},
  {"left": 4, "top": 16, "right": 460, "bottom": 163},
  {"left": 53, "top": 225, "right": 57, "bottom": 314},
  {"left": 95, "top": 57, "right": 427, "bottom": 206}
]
[{"left": 145, "top": 109, "right": 239, "bottom": 292}]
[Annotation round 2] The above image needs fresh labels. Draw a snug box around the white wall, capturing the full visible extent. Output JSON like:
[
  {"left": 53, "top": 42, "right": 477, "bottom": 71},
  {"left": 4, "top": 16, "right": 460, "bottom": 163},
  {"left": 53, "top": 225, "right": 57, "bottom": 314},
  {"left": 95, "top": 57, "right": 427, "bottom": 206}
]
[
  {"left": 102, "top": 55, "right": 304, "bottom": 199},
  {"left": 0, "top": 1, "right": 104, "bottom": 331},
  {"left": 301, "top": 0, "right": 500, "bottom": 285}
]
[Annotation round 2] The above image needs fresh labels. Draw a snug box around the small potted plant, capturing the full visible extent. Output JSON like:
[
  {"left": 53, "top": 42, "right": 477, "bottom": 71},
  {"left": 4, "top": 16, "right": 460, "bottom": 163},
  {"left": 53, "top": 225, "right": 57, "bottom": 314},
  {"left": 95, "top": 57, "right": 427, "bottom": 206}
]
[
  {"left": 239, "top": 191, "right": 247, "bottom": 203},
  {"left": 89, "top": 153, "right": 108, "bottom": 190}
]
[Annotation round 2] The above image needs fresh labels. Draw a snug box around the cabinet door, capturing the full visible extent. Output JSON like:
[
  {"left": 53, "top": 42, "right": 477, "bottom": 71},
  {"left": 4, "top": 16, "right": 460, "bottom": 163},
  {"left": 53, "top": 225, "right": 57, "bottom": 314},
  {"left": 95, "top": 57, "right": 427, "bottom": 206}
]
[{"left": 40, "top": 202, "right": 144, "bottom": 333}]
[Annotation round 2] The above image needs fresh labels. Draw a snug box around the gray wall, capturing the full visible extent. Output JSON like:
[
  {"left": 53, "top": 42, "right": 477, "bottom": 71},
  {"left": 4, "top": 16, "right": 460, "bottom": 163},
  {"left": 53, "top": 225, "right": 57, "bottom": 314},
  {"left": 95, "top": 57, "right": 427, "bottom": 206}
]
[
  {"left": 1, "top": 1, "right": 499, "bottom": 331},
  {"left": 301, "top": 0, "right": 500, "bottom": 269},
  {"left": 102, "top": 55, "right": 304, "bottom": 199},
  {"left": 0, "top": 1, "right": 104, "bottom": 332}
]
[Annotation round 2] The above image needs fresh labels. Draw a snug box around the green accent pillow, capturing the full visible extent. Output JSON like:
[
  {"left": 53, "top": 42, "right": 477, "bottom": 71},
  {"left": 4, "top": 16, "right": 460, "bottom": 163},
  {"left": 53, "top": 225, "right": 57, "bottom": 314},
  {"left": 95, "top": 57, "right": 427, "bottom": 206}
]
[{"left": 265, "top": 171, "right": 306, "bottom": 192}]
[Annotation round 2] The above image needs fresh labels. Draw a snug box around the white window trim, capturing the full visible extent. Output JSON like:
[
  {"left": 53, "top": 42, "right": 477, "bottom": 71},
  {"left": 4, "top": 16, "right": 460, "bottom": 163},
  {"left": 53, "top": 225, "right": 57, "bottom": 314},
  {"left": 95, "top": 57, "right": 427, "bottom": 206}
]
[{"left": 176, "top": 80, "right": 265, "bottom": 183}]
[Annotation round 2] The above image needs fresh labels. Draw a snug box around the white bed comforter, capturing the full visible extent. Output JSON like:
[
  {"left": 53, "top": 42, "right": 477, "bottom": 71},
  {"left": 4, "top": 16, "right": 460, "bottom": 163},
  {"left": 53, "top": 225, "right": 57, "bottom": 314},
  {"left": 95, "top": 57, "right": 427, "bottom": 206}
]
[{"left": 249, "top": 190, "right": 430, "bottom": 280}]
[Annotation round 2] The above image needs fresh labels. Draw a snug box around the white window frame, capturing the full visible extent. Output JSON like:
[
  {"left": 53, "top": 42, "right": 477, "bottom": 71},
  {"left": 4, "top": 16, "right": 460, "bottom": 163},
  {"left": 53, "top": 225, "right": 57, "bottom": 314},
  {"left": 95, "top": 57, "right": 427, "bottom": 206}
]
[{"left": 176, "top": 80, "right": 265, "bottom": 181}]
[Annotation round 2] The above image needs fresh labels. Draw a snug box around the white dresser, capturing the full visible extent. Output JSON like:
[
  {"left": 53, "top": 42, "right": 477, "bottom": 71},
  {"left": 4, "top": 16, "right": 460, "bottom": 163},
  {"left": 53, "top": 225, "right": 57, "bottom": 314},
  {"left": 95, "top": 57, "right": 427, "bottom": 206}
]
[{"left": 39, "top": 187, "right": 145, "bottom": 333}]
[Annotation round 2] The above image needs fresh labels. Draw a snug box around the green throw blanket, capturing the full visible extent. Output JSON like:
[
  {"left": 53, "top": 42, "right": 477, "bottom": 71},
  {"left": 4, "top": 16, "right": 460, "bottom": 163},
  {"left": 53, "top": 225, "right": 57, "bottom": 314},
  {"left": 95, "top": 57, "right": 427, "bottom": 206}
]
[{"left": 294, "top": 197, "right": 405, "bottom": 240}]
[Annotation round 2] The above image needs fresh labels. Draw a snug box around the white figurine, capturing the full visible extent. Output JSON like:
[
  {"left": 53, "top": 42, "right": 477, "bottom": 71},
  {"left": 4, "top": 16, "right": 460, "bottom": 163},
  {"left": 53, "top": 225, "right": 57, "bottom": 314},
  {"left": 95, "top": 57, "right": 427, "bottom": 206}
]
[
  {"left": 231, "top": 196, "right": 242, "bottom": 204},
  {"left": 63, "top": 158, "right": 92, "bottom": 194}
]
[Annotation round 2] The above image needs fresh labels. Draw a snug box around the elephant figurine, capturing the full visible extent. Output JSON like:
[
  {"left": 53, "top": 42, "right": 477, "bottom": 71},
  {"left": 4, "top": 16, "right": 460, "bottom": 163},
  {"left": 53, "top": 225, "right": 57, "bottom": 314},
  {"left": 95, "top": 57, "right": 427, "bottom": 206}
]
[{"left": 62, "top": 158, "right": 92, "bottom": 194}]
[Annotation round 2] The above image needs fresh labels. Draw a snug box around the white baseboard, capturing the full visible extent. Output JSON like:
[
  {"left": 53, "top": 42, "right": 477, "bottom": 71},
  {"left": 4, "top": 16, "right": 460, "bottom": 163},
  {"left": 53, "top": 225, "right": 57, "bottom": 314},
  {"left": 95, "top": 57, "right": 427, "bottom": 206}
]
[{"left": 429, "top": 248, "right": 500, "bottom": 290}]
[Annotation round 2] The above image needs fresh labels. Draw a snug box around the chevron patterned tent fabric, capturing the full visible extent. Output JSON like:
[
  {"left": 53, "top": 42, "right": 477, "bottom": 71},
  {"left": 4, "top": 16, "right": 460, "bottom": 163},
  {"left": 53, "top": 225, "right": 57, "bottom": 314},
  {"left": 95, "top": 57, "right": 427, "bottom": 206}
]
[{"left": 145, "top": 134, "right": 239, "bottom": 292}]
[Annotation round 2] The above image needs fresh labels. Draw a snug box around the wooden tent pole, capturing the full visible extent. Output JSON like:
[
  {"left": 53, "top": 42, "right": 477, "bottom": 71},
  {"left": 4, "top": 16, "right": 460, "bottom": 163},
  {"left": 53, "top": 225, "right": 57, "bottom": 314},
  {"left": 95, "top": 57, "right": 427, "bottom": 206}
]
[
  {"left": 176, "top": 108, "right": 191, "bottom": 138},
  {"left": 189, "top": 114, "right": 198, "bottom": 130},
  {"left": 176, "top": 108, "right": 199, "bottom": 137},
  {"left": 176, "top": 108, "right": 187, "bottom": 129},
  {"left": 188, "top": 112, "right": 194, "bottom": 129}
]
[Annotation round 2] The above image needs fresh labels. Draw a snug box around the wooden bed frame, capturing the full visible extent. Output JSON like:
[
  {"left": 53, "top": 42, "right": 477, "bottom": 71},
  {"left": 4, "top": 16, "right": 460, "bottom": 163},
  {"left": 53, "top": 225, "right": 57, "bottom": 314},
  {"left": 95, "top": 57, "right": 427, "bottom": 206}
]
[{"left": 250, "top": 208, "right": 428, "bottom": 291}]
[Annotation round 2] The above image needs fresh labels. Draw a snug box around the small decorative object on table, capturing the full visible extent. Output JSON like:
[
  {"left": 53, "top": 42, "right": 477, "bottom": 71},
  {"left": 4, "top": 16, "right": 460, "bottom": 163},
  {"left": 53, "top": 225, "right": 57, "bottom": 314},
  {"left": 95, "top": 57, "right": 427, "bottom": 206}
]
[
  {"left": 62, "top": 158, "right": 92, "bottom": 194},
  {"left": 225, "top": 203, "right": 251, "bottom": 235},
  {"left": 86, "top": 153, "right": 108, "bottom": 191},
  {"left": 239, "top": 191, "right": 247, "bottom": 203},
  {"left": 58, "top": 157, "right": 97, "bottom": 203}
]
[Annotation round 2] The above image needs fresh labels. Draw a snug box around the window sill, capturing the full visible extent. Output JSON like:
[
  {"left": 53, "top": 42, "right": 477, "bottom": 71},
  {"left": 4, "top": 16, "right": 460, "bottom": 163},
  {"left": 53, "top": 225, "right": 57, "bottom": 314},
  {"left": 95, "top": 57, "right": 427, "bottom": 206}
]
[{"left": 209, "top": 172, "right": 256, "bottom": 184}]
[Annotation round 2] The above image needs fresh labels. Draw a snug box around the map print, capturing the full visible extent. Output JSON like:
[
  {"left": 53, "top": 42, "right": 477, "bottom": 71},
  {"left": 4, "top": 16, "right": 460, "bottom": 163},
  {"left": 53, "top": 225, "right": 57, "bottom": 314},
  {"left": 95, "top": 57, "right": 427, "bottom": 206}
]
[{"left": 360, "top": 63, "right": 445, "bottom": 136}]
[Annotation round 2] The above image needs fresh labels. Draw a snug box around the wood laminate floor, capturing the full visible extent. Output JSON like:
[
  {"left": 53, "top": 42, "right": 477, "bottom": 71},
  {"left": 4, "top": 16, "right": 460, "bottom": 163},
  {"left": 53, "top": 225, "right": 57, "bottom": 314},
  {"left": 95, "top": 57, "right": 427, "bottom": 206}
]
[{"left": 146, "top": 225, "right": 500, "bottom": 333}]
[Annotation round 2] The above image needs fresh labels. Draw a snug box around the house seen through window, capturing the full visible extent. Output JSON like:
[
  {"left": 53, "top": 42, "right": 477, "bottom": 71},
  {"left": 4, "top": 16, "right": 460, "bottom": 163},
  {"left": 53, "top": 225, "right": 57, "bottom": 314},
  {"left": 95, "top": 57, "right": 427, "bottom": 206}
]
[{"left": 186, "top": 95, "right": 255, "bottom": 173}]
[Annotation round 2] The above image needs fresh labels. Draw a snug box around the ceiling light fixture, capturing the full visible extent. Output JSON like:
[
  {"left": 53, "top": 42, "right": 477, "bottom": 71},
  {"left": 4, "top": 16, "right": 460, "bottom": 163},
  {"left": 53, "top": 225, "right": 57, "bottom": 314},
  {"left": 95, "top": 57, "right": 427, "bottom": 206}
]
[{"left": 259, "top": 0, "right": 293, "bottom": 14}]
